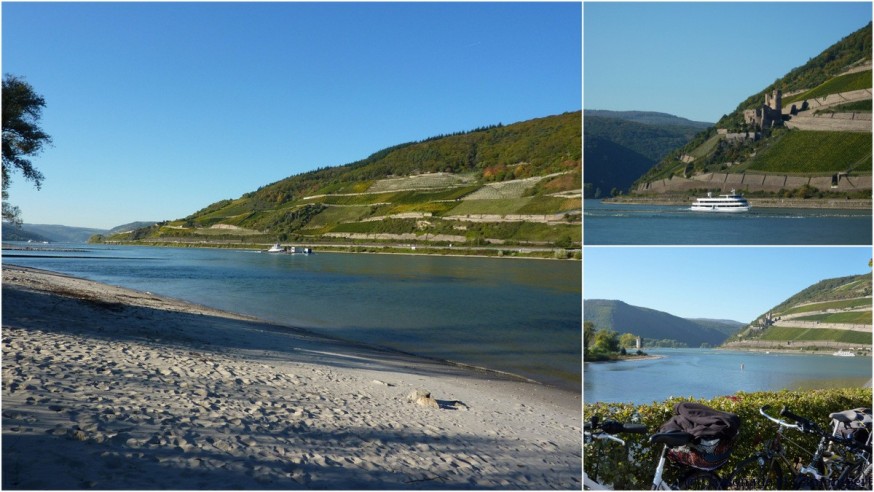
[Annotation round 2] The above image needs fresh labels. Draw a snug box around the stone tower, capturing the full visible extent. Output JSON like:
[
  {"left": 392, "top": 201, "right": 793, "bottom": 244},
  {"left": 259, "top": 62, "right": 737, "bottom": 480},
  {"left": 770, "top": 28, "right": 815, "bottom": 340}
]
[{"left": 765, "top": 89, "right": 782, "bottom": 113}]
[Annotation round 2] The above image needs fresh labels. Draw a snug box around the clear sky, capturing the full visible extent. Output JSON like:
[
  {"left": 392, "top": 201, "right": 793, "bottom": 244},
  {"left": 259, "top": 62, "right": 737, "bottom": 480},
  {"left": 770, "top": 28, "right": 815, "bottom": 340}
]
[
  {"left": 584, "top": 2, "right": 872, "bottom": 123},
  {"left": 2, "top": 2, "right": 581, "bottom": 229},
  {"left": 583, "top": 247, "right": 872, "bottom": 323}
]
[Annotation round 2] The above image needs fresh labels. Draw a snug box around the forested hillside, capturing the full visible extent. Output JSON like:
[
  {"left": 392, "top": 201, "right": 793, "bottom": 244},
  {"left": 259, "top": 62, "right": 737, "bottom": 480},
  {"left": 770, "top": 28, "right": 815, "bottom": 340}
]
[
  {"left": 584, "top": 299, "right": 742, "bottom": 348},
  {"left": 583, "top": 111, "right": 712, "bottom": 196},
  {"left": 583, "top": 135, "right": 654, "bottom": 198},
  {"left": 103, "top": 111, "right": 582, "bottom": 257}
]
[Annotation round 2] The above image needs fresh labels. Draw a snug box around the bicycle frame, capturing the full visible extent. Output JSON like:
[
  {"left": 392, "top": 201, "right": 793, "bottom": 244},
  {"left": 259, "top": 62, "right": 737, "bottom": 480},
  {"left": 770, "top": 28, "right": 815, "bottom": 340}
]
[
  {"left": 584, "top": 426, "right": 626, "bottom": 490},
  {"left": 760, "top": 405, "right": 872, "bottom": 489},
  {"left": 650, "top": 444, "right": 672, "bottom": 490}
]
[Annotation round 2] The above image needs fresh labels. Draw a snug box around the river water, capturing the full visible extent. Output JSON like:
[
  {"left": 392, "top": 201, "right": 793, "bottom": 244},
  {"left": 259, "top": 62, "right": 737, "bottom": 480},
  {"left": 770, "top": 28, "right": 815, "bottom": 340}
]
[
  {"left": 584, "top": 348, "right": 872, "bottom": 405},
  {"left": 583, "top": 199, "right": 873, "bottom": 245},
  {"left": 2, "top": 243, "right": 581, "bottom": 392}
]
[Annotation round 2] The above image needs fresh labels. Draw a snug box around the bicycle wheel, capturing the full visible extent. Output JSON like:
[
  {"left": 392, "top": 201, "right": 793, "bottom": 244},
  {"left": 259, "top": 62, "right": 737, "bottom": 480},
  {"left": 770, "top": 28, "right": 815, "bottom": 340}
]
[
  {"left": 793, "top": 474, "right": 826, "bottom": 490},
  {"left": 834, "top": 461, "right": 872, "bottom": 490},
  {"left": 679, "top": 470, "right": 722, "bottom": 490},
  {"left": 725, "top": 455, "right": 783, "bottom": 490}
]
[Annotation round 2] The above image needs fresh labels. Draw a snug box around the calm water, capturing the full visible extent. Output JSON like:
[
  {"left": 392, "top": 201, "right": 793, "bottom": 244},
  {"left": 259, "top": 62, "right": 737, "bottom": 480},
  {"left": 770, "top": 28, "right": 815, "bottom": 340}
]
[
  {"left": 3, "top": 244, "right": 581, "bottom": 391},
  {"left": 584, "top": 199, "right": 873, "bottom": 245},
  {"left": 584, "top": 348, "right": 872, "bottom": 405}
]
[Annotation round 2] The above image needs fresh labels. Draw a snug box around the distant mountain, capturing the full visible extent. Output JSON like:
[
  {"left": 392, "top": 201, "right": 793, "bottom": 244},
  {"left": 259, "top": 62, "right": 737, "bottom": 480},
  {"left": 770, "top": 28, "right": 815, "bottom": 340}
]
[
  {"left": 688, "top": 318, "right": 747, "bottom": 338},
  {"left": 585, "top": 110, "right": 712, "bottom": 131},
  {"left": 583, "top": 110, "right": 713, "bottom": 197},
  {"left": 2, "top": 223, "right": 54, "bottom": 243},
  {"left": 107, "top": 222, "right": 157, "bottom": 235},
  {"left": 2, "top": 221, "right": 158, "bottom": 243},
  {"left": 584, "top": 299, "right": 742, "bottom": 347},
  {"left": 2, "top": 223, "right": 105, "bottom": 243},
  {"left": 724, "top": 273, "right": 872, "bottom": 351},
  {"left": 583, "top": 135, "right": 655, "bottom": 198}
]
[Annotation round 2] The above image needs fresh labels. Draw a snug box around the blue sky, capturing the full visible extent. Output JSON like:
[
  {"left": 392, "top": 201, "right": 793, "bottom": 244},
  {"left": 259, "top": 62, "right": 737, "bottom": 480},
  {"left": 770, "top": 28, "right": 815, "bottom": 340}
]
[
  {"left": 2, "top": 2, "right": 581, "bottom": 229},
  {"left": 584, "top": 2, "right": 872, "bottom": 123},
  {"left": 583, "top": 247, "right": 872, "bottom": 322}
]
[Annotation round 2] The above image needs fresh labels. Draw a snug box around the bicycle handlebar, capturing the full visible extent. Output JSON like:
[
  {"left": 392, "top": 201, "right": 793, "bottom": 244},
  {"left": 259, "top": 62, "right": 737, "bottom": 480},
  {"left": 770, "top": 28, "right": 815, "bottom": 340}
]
[
  {"left": 601, "top": 420, "right": 648, "bottom": 435},
  {"left": 779, "top": 406, "right": 818, "bottom": 431},
  {"left": 585, "top": 416, "right": 648, "bottom": 436},
  {"left": 760, "top": 405, "right": 868, "bottom": 451},
  {"left": 759, "top": 405, "right": 802, "bottom": 430}
]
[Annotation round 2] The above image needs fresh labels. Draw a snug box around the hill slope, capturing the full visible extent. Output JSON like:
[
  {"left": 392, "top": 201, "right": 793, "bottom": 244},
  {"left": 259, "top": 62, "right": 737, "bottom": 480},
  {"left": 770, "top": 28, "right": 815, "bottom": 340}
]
[
  {"left": 584, "top": 299, "right": 743, "bottom": 347},
  {"left": 105, "top": 112, "right": 582, "bottom": 256},
  {"left": 634, "top": 22, "right": 872, "bottom": 196},
  {"left": 3, "top": 222, "right": 159, "bottom": 243},
  {"left": 583, "top": 135, "right": 655, "bottom": 198},
  {"left": 723, "top": 273, "right": 872, "bottom": 352},
  {"left": 583, "top": 111, "right": 712, "bottom": 196}
]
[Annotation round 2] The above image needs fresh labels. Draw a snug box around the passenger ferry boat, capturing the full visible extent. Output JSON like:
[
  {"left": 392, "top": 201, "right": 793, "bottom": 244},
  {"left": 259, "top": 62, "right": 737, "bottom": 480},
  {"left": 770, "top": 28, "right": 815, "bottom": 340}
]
[{"left": 690, "top": 190, "right": 750, "bottom": 212}]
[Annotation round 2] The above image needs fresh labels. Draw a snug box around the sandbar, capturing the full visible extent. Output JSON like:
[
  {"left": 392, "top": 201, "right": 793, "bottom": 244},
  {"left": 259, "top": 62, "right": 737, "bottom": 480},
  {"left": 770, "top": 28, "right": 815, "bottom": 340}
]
[{"left": 2, "top": 265, "right": 581, "bottom": 489}]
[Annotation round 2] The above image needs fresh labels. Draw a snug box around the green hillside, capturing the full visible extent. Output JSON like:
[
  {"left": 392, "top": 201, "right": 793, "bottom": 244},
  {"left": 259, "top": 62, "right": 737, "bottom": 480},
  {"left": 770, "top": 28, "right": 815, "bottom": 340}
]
[
  {"left": 583, "top": 135, "right": 655, "bottom": 198},
  {"left": 633, "top": 22, "right": 872, "bottom": 194},
  {"left": 584, "top": 299, "right": 743, "bottom": 348},
  {"left": 745, "top": 130, "right": 872, "bottom": 173},
  {"left": 723, "top": 273, "right": 873, "bottom": 352},
  {"left": 102, "top": 112, "right": 582, "bottom": 257},
  {"left": 583, "top": 111, "right": 712, "bottom": 195}
]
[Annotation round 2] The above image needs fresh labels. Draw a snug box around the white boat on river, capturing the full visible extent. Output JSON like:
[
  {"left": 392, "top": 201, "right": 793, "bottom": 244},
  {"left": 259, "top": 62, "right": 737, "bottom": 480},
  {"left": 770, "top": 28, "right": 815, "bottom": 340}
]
[
  {"left": 690, "top": 190, "right": 751, "bottom": 212},
  {"left": 833, "top": 349, "right": 856, "bottom": 357}
]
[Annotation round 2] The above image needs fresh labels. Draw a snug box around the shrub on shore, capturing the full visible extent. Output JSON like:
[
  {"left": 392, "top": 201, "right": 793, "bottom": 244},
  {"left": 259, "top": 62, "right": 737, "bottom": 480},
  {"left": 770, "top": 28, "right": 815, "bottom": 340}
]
[{"left": 584, "top": 387, "right": 872, "bottom": 490}]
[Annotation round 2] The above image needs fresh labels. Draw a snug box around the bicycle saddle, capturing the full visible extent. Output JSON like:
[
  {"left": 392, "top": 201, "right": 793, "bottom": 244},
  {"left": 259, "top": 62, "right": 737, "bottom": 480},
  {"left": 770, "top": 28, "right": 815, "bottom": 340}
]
[
  {"left": 829, "top": 408, "right": 871, "bottom": 424},
  {"left": 650, "top": 431, "right": 695, "bottom": 447}
]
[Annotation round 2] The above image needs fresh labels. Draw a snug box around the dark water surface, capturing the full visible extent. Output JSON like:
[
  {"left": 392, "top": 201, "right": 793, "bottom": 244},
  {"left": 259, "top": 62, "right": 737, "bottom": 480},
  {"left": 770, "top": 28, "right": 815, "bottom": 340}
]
[
  {"left": 584, "top": 348, "right": 872, "bottom": 405},
  {"left": 3, "top": 244, "right": 581, "bottom": 391},
  {"left": 584, "top": 199, "right": 872, "bottom": 245}
]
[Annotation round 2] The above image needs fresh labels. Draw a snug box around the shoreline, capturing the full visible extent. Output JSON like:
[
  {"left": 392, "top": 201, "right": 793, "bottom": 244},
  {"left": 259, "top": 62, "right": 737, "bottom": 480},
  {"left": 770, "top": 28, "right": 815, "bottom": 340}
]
[
  {"left": 2, "top": 265, "right": 581, "bottom": 489},
  {"left": 584, "top": 354, "right": 665, "bottom": 363},
  {"left": 5, "top": 240, "right": 581, "bottom": 261},
  {"left": 598, "top": 197, "right": 872, "bottom": 210},
  {"left": 718, "top": 346, "right": 872, "bottom": 357}
]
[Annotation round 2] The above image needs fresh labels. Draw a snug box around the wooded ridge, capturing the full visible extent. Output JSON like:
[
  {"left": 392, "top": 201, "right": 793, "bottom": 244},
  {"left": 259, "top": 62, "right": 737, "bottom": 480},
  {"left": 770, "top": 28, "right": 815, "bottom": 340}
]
[{"left": 101, "top": 111, "right": 582, "bottom": 257}]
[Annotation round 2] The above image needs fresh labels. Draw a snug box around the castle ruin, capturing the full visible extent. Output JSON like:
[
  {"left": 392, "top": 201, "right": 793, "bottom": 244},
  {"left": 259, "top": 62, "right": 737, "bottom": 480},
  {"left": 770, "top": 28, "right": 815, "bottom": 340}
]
[{"left": 744, "top": 89, "right": 784, "bottom": 130}]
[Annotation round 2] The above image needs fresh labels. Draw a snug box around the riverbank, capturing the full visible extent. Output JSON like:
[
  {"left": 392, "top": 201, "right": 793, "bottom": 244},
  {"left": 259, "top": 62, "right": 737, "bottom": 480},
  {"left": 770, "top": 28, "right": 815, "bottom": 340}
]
[
  {"left": 2, "top": 265, "right": 581, "bottom": 489},
  {"left": 603, "top": 196, "right": 872, "bottom": 210},
  {"left": 89, "top": 240, "right": 581, "bottom": 260},
  {"left": 719, "top": 345, "right": 872, "bottom": 357},
  {"left": 584, "top": 354, "right": 664, "bottom": 363}
]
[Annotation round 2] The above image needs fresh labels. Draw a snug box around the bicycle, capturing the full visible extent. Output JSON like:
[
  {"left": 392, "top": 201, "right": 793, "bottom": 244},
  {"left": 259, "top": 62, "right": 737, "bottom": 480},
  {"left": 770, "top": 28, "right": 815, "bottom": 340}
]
[
  {"left": 647, "top": 402, "right": 740, "bottom": 490},
  {"left": 823, "top": 408, "right": 871, "bottom": 490},
  {"left": 725, "top": 405, "right": 803, "bottom": 490},
  {"left": 584, "top": 415, "right": 648, "bottom": 490},
  {"left": 739, "top": 406, "right": 872, "bottom": 490}
]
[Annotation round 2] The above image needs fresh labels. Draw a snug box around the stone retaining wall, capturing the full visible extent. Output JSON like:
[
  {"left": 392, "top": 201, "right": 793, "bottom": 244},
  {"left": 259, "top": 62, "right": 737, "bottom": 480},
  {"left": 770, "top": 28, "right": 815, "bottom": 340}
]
[
  {"left": 636, "top": 173, "right": 872, "bottom": 193},
  {"left": 785, "top": 88, "right": 872, "bottom": 113},
  {"left": 773, "top": 320, "right": 871, "bottom": 332},
  {"left": 785, "top": 114, "right": 872, "bottom": 132}
]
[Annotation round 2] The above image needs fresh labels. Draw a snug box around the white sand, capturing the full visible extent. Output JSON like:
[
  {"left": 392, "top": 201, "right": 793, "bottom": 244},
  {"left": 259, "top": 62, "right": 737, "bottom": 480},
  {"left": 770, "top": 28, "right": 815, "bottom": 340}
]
[{"left": 2, "top": 265, "right": 581, "bottom": 489}]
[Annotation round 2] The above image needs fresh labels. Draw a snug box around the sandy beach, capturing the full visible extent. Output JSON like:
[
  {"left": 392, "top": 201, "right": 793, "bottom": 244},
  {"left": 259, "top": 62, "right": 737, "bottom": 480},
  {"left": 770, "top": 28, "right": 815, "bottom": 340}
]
[{"left": 1, "top": 265, "right": 581, "bottom": 489}]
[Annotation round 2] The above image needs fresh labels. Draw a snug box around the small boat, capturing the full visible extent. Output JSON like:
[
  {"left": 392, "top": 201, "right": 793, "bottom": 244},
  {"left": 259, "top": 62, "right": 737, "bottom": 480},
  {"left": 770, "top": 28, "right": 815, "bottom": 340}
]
[
  {"left": 267, "top": 243, "right": 285, "bottom": 253},
  {"left": 833, "top": 349, "right": 856, "bottom": 357},
  {"left": 690, "top": 189, "right": 751, "bottom": 212}
]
